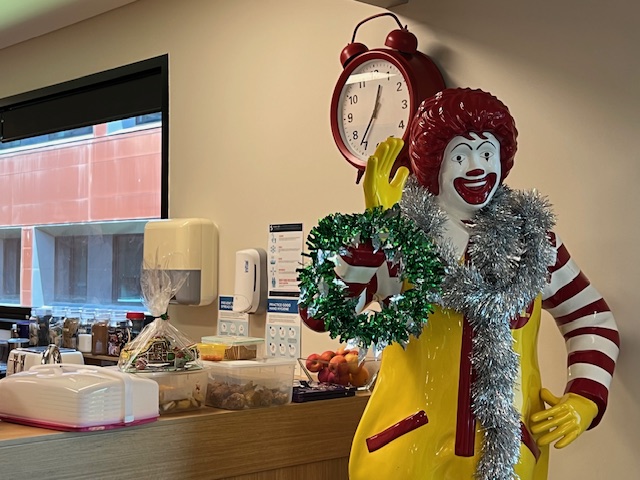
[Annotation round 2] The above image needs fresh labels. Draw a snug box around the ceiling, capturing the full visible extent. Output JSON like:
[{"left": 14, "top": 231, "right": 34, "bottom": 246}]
[{"left": 0, "top": 0, "right": 138, "bottom": 50}]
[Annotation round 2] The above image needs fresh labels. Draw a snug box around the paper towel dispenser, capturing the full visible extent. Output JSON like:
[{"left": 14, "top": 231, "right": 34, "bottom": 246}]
[{"left": 143, "top": 218, "right": 218, "bottom": 306}]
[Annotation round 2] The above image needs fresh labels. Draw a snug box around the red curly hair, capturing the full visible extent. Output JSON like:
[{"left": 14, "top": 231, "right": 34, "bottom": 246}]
[{"left": 409, "top": 88, "right": 518, "bottom": 195}]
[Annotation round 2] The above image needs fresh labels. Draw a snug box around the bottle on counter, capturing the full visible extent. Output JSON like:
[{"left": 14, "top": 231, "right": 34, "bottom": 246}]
[
  {"left": 10, "top": 324, "right": 18, "bottom": 338},
  {"left": 48, "top": 306, "right": 64, "bottom": 347},
  {"left": 77, "top": 309, "right": 94, "bottom": 353},
  {"left": 28, "top": 308, "right": 39, "bottom": 346},
  {"left": 127, "top": 312, "right": 146, "bottom": 340}
]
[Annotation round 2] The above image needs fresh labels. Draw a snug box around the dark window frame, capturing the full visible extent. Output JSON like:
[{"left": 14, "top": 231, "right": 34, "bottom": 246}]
[{"left": 0, "top": 55, "right": 169, "bottom": 321}]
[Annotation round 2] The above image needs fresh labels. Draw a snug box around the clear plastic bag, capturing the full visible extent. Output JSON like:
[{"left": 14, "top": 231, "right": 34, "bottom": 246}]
[{"left": 117, "top": 261, "right": 201, "bottom": 372}]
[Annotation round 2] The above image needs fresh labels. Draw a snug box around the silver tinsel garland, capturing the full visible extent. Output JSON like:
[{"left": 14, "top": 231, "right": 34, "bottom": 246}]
[{"left": 400, "top": 177, "right": 556, "bottom": 480}]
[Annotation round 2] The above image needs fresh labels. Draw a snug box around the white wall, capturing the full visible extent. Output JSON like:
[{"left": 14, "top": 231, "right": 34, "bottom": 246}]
[{"left": 0, "top": 0, "right": 637, "bottom": 477}]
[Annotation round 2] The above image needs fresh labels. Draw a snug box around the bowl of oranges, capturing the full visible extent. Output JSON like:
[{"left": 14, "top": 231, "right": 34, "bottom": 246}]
[{"left": 300, "top": 346, "right": 380, "bottom": 391}]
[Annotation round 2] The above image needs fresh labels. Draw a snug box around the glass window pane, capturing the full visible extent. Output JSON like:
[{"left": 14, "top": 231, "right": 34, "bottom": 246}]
[
  {"left": 114, "top": 234, "right": 143, "bottom": 304},
  {"left": 1, "top": 238, "right": 20, "bottom": 302},
  {"left": 54, "top": 236, "right": 88, "bottom": 303}
]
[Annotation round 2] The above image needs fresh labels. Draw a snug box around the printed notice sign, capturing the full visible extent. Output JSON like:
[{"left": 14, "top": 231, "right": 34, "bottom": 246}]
[
  {"left": 265, "top": 298, "right": 300, "bottom": 359},
  {"left": 267, "top": 223, "right": 303, "bottom": 298},
  {"left": 217, "top": 295, "right": 249, "bottom": 336}
]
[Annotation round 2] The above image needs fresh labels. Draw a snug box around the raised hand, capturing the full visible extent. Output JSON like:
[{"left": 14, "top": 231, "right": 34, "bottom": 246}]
[{"left": 363, "top": 137, "right": 409, "bottom": 210}]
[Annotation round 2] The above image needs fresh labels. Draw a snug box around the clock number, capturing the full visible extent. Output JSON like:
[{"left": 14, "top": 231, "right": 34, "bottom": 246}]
[
  {"left": 397, "top": 82, "right": 403, "bottom": 92},
  {"left": 353, "top": 131, "right": 359, "bottom": 140},
  {"left": 399, "top": 120, "right": 405, "bottom": 129},
  {"left": 401, "top": 99, "right": 408, "bottom": 109},
  {"left": 347, "top": 113, "right": 353, "bottom": 123},
  {"left": 359, "top": 81, "right": 366, "bottom": 88},
  {"left": 348, "top": 95, "right": 358, "bottom": 105},
  {"left": 362, "top": 140, "right": 368, "bottom": 151}
]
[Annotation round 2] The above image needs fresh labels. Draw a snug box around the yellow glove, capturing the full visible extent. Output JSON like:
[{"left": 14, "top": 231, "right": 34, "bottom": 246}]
[
  {"left": 363, "top": 137, "right": 410, "bottom": 210},
  {"left": 530, "top": 388, "right": 598, "bottom": 449}
]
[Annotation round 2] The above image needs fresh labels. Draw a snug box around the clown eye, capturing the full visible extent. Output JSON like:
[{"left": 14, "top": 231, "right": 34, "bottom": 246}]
[
  {"left": 452, "top": 154, "right": 465, "bottom": 164},
  {"left": 480, "top": 151, "right": 494, "bottom": 160}
]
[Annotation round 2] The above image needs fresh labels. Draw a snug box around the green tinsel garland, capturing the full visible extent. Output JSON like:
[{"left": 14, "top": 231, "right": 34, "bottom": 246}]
[{"left": 297, "top": 205, "right": 444, "bottom": 347}]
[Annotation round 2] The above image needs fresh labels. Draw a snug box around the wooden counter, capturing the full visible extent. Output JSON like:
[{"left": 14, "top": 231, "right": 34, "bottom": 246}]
[{"left": 0, "top": 394, "right": 369, "bottom": 479}]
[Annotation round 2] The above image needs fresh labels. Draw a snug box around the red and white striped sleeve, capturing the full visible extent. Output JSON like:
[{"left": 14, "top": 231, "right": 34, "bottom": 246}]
[{"left": 541, "top": 232, "right": 620, "bottom": 428}]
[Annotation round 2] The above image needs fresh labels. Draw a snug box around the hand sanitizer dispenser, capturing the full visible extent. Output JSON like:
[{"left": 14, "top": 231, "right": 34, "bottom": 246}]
[
  {"left": 143, "top": 218, "right": 218, "bottom": 306},
  {"left": 233, "top": 248, "right": 267, "bottom": 314}
]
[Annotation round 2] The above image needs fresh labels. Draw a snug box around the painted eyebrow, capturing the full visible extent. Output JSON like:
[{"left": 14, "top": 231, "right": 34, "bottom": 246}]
[
  {"left": 477, "top": 140, "right": 497, "bottom": 149},
  {"left": 451, "top": 142, "right": 472, "bottom": 150}
]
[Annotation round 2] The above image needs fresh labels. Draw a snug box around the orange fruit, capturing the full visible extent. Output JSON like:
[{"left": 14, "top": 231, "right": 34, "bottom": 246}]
[{"left": 349, "top": 365, "right": 370, "bottom": 387}]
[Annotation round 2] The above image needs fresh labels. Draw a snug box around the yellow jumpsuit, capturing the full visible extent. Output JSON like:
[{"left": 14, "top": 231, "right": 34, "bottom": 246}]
[{"left": 349, "top": 296, "right": 549, "bottom": 480}]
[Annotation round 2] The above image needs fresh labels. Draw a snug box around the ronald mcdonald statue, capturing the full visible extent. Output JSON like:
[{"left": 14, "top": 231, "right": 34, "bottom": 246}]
[{"left": 298, "top": 88, "right": 619, "bottom": 480}]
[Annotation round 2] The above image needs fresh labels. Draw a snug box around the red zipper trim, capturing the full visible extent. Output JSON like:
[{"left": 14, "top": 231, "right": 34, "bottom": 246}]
[
  {"left": 455, "top": 315, "right": 476, "bottom": 456},
  {"left": 366, "top": 410, "right": 429, "bottom": 453}
]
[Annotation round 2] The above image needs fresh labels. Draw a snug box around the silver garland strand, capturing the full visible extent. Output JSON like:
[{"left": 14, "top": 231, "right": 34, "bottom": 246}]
[{"left": 400, "top": 178, "right": 556, "bottom": 480}]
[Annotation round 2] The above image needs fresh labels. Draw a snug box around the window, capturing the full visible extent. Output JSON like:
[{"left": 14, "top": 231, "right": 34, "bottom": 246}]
[
  {"left": 0, "top": 55, "right": 168, "bottom": 315},
  {"left": 55, "top": 235, "right": 88, "bottom": 303},
  {"left": 51, "top": 231, "right": 144, "bottom": 306},
  {"left": 0, "top": 236, "right": 20, "bottom": 304}
]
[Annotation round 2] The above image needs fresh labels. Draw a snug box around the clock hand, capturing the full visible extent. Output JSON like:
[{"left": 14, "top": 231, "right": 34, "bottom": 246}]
[{"left": 361, "top": 84, "right": 382, "bottom": 147}]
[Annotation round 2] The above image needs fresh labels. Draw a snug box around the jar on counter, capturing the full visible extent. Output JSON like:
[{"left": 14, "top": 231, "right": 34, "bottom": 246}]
[
  {"left": 36, "top": 307, "right": 53, "bottom": 347},
  {"left": 27, "top": 309, "right": 39, "bottom": 346},
  {"left": 62, "top": 307, "right": 81, "bottom": 350},
  {"left": 127, "top": 312, "right": 146, "bottom": 340},
  {"left": 91, "top": 309, "right": 111, "bottom": 356},
  {"left": 107, "top": 312, "right": 131, "bottom": 357},
  {"left": 48, "top": 306, "right": 65, "bottom": 347}
]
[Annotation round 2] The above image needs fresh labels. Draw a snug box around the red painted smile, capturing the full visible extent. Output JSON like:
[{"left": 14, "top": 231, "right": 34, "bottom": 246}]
[{"left": 453, "top": 172, "right": 498, "bottom": 205}]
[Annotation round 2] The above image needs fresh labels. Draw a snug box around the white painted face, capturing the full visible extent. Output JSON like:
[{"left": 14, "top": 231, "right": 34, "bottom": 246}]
[{"left": 437, "top": 132, "right": 501, "bottom": 220}]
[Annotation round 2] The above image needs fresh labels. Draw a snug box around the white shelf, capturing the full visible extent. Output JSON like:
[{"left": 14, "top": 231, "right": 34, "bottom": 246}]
[{"left": 354, "top": 0, "right": 408, "bottom": 7}]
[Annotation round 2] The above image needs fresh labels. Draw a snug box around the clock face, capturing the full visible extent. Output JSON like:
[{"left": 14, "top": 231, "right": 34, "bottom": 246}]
[{"left": 336, "top": 58, "right": 411, "bottom": 163}]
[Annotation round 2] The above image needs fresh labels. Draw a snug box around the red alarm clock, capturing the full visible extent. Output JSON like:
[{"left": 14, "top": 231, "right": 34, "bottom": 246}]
[{"left": 330, "top": 13, "right": 445, "bottom": 180}]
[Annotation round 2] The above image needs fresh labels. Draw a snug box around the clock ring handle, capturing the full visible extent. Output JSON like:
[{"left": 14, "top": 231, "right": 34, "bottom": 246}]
[
  {"left": 350, "top": 12, "right": 405, "bottom": 44},
  {"left": 347, "top": 12, "right": 418, "bottom": 57}
]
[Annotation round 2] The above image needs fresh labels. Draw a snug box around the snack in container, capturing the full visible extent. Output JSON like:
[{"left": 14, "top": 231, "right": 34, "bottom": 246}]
[
  {"left": 200, "top": 335, "right": 264, "bottom": 360},
  {"left": 197, "top": 342, "right": 226, "bottom": 361},
  {"left": 137, "top": 368, "right": 208, "bottom": 414},
  {"left": 204, "top": 358, "right": 296, "bottom": 410}
]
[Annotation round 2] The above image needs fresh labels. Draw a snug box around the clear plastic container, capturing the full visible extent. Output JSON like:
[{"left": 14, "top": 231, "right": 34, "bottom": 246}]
[
  {"left": 197, "top": 342, "right": 226, "bottom": 361},
  {"left": 200, "top": 336, "right": 264, "bottom": 360},
  {"left": 203, "top": 358, "right": 295, "bottom": 410},
  {"left": 137, "top": 368, "right": 208, "bottom": 414}
]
